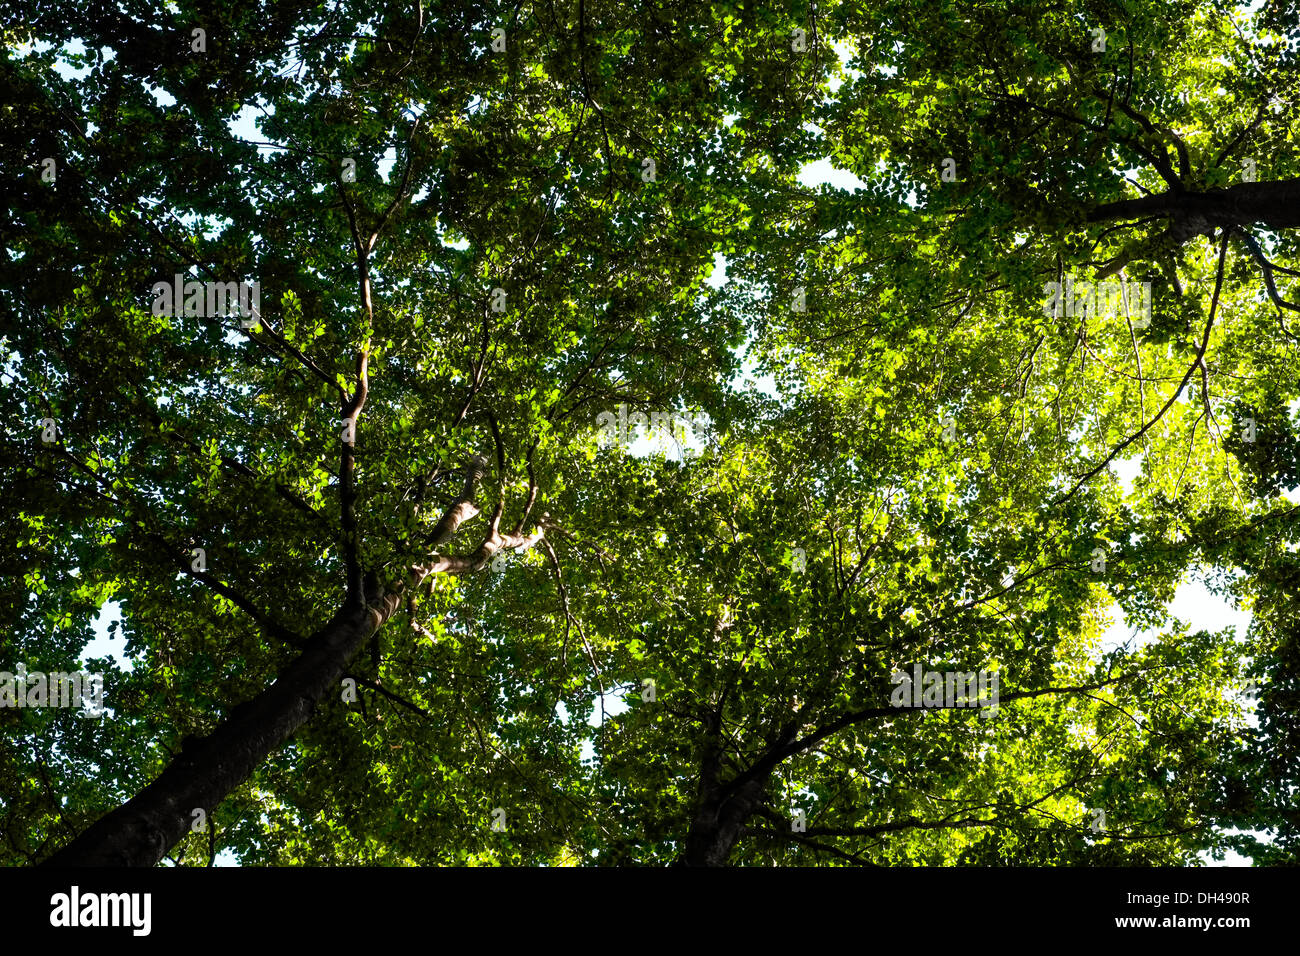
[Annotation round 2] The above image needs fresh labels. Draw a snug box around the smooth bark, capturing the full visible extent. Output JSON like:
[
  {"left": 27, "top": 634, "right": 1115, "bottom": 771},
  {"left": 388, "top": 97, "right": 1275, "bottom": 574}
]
[
  {"left": 45, "top": 596, "right": 383, "bottom": 866},
  {"left": 1087, "top": 178, "right": 1300, "bottom": 231},
  {"left": 43, "top": 456, "right": 513, "bottom": 867}
]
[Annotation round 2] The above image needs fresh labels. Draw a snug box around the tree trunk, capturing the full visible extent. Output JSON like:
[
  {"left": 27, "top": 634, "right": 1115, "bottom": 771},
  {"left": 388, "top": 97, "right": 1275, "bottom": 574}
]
[
  {"left": 43, "top": 459, "right": 493, "bottom": 866},
  {"left": 1088, "top": 177, "right": 1300, "bottom": 230},
  {"left": 43, "top": 591, "right": 395, "bottom": 866},
  {"left": 678, "top": 778, "right": 766, "bottom": 866}
]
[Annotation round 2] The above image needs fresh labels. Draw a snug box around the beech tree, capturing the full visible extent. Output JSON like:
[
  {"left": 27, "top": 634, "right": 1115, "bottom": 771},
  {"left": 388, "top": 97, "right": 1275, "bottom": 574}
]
[{"left": 1, "top": 0, "right": 1296, "bottom": 866}]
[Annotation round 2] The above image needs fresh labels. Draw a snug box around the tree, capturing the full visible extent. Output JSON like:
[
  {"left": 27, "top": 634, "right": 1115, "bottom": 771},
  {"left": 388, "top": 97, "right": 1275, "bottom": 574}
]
[{"left": 2, "top": 0, "right": 1296, "bottom": 866}]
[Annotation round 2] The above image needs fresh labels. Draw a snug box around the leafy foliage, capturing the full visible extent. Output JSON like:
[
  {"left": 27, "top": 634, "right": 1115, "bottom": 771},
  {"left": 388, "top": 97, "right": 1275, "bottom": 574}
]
[{"left": 1, "top": 0, "right": 1297, "bottom": 865}]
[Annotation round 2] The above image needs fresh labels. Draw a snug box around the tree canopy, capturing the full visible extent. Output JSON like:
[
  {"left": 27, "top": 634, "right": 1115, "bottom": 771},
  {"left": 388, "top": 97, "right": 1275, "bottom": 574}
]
[{"left": 2, "top": 0, "right": 1297, "bottom": 866}]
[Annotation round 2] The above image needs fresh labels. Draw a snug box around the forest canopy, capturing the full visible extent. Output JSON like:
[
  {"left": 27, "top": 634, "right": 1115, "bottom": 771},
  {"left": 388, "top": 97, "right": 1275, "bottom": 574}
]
[{"left": 2, "top": 0, "right": 1298, "bottom": 866}]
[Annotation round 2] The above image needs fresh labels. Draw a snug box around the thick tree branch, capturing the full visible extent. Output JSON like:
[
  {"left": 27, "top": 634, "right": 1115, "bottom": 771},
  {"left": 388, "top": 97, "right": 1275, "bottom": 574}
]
[{"left": 721, "top": 673, "right": 1140, "bottom": 802}]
